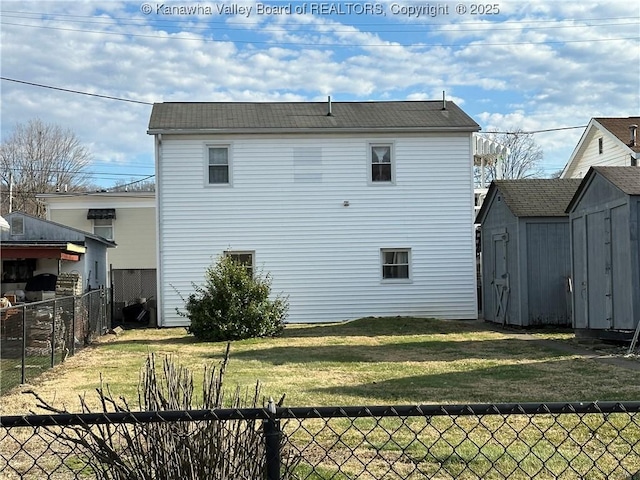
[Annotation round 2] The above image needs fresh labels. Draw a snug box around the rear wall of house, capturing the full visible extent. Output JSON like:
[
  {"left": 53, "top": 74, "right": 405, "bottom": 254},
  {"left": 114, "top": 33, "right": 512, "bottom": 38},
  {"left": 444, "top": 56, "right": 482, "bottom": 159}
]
[
  {"left": 157, "top": 133, "right": 478, "bottom": 325},
  {"left": 48, "top": 207, "right": 156, "bottom": 269}
]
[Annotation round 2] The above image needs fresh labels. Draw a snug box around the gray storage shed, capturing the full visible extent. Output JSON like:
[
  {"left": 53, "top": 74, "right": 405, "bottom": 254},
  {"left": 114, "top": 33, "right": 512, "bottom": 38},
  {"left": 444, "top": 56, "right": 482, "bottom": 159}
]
[
  {"left": 566, "top": 166, "right": 640, "bottom": 336},
  {"left": 476, "top": 179, "right": 582, "bottom": 326}
]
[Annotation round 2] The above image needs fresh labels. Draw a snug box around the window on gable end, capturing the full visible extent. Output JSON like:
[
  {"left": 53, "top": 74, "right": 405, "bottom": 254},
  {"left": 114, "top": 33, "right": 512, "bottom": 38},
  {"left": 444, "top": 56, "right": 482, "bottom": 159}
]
[{"left": 598, "top": 138, "right": 603, "bottom": 155}]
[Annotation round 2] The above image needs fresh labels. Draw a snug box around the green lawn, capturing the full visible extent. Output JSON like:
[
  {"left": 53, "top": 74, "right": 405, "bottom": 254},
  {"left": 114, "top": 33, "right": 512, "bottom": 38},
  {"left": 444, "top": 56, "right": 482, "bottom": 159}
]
[
  {"left": 5, "top": 316, "right": 638, "bottom": 410},
  {"left": 3, "top": 317, "right": 640, "bottom": 479}
]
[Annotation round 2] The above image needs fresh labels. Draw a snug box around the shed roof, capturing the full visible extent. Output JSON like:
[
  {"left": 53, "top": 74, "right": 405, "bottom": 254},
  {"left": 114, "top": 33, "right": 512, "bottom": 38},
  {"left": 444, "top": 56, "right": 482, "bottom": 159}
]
[
  {"left": 148, "top": 101, "right": 480, "bottom": 133},
  {"left": 592, "top": 166, "right": 640, "bottom": 195},
  {"left": 476, "top": 178, "right": 582, "bottom": 223}
]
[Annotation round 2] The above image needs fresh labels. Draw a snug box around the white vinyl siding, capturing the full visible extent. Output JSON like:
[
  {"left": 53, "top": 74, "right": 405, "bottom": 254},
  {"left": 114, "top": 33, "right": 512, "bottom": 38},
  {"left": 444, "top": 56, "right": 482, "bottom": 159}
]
[
  {"left": 157, "top": 133, "right": 477, "bottom": 325},
  {"left": 567, "top": 133, "right": 635, "bottom": 178}
]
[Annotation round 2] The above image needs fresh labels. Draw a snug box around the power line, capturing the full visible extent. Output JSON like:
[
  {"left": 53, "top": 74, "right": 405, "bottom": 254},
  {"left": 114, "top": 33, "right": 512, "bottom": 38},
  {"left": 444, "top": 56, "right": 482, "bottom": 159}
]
[
  {"left": 487, "top": 126, "right": 588, "bottom": 135},
  {"left": 1, "top": 20, "right": 638, "bottom": 47},
  {"left": 2, "top": 76, "right": 594, "bottom": 135},
  {"left": 1, "top": 9, "right": 636, "bottom": 29},
  {"left": 2, "top": 10, "right": 637, "bottom": 33},
  {"left": 3, "top": 166, "right": 154, "bottom": 177},
  {"left": 0, "top": 77, "right": 153, "bottom": 105}
]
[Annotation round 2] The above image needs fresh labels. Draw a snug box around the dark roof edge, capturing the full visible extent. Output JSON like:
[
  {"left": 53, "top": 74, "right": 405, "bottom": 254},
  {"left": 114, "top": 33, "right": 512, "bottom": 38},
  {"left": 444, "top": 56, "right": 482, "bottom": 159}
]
[
  {"left": 4, "top": 211, "right": 117, "bottom": 247},
  {"left": 147, "top": 126, "right": 481, "bottom": 135}
]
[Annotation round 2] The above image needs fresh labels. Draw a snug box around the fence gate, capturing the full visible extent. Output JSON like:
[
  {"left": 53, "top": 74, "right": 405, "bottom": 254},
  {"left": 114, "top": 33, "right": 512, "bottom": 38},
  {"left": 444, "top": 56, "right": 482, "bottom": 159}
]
[{"left": 111, "top": 269, "right": 157, "bottom": 323}]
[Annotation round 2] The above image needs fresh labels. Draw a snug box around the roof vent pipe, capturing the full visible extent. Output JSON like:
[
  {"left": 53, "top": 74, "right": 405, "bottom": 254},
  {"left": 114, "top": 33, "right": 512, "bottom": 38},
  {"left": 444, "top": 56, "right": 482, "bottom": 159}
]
[
  {"left": 327, "top": 95, "right": 333, "bottom": 116},
  {"left": 630, "top": 124, "right": 638, "bottom": 147},
  {"left": 442, "top": 91, "right": 447, "bottom": 110}
]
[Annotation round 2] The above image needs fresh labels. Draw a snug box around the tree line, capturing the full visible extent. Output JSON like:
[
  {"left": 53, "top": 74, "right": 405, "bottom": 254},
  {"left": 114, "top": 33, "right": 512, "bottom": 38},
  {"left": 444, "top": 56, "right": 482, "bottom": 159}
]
[{"left": 0, "top": 119, "right": 155, "bottom": 217}]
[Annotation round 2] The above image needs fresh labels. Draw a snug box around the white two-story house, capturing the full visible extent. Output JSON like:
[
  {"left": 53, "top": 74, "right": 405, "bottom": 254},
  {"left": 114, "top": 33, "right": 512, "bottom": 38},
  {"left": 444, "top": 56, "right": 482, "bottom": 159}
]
[
  {"left": 561, "top": 117, "right": 640, "bottom": 178},
  {"left": 148, "top": 100, "right": 481, "bottom": 326}
]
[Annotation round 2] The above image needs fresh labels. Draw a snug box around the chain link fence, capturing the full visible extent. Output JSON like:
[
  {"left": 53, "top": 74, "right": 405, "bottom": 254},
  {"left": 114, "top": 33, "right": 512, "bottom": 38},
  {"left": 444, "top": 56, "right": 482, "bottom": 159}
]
[
  {"left": 1, "top": 401, "right": 639, "bottom": 479},
  {"left": 0, "top": 289, "right": 110, "bottom": 395}
]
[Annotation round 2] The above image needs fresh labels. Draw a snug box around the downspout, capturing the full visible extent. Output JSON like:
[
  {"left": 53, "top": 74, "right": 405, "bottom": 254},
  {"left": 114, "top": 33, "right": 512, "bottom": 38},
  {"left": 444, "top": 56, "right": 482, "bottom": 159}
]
[{"left": 155, "top": 133, "right": 163, "bottom": 327}]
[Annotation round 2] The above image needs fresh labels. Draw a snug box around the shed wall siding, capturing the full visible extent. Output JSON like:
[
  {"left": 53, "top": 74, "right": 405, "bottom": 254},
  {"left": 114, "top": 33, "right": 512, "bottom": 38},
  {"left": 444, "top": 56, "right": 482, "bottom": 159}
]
[{"left": 158, "top": 133, "right": 477, "bottom": 325}]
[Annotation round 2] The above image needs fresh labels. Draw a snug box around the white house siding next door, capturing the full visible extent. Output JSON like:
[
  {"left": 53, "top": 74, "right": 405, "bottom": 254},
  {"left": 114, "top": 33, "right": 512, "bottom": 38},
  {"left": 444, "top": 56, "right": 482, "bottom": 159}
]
[{"left": 157, "top": 133, "right": 477, "bottom": 326}]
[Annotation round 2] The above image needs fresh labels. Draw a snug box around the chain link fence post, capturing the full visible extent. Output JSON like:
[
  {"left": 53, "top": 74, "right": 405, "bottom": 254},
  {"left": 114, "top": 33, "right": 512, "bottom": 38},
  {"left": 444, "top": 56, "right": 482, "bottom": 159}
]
[
  {"left": 264, "top": 398, "right": 282, "bottom": 480},
  {"left": 71, "top": 296, "right": 76, "bottom": 356},
  {"left": 51, "top": 298, "right": 57, "bottom": 368},
  {"left": 20, "top": 304, "right": 26, "bottom": 384}
]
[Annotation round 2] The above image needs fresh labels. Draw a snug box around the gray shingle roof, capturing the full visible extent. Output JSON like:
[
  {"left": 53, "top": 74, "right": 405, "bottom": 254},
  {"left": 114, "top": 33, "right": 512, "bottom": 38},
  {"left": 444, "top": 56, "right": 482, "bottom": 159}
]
[
  {"left": 593, "top": 166, "right": 640, "bottom": 195},
  {"left": 148, "top": 101, "right": 480, "bottom": 133},
  {"left": 490, "top": 179, "right": 583, "bottom": 217}
]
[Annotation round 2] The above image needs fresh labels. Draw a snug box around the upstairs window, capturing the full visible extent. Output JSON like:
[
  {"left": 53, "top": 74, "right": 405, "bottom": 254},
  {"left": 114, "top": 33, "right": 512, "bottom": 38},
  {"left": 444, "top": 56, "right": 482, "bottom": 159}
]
[
  {"left": 598, "top": 138, "right": 603, "bottom": 155},
  {"left": 93, "top": 218, "right": 114, "bottom": 241},
  {"left": 370, "top": 144, "right": 393, "bottom": 183},
  {"left": 88, "top": 209, "right": 115, "bottom": 241},
  {"left": 208, "top": 146, "right": 230, "bottom": 184},
  {"left": 381, "top": 248, "right": 411, "bottom": 280}
]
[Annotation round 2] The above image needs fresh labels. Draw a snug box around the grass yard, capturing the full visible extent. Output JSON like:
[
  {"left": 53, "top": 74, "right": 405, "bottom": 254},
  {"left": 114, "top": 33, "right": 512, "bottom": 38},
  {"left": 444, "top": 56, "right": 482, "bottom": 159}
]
[
  {"left": 3, "top": 316, "right": 640, "bottom": 413},
  {"left": 3, "top": 317, "right": 640, "bottom": 479}
]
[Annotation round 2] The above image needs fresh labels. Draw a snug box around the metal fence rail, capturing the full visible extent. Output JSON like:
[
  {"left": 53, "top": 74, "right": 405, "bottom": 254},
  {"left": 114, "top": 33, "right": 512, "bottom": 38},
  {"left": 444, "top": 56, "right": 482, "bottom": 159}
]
[
  {"left": 2, "top": 401, "right": 639, "bottom": 479},
  {"left": 0, "top": 289, "right": 110, "bottom": 395}
]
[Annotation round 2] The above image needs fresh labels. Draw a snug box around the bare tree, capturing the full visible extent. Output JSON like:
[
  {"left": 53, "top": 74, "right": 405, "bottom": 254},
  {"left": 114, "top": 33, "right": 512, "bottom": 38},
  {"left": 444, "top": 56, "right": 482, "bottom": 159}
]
[
  {"left": 110, "top": 177, "right": 155, "bottom": 192},
  {"left": 475, "top": 128, "right": 544, "bottom": 186},
  {"left": 0, "top": 118, "right": 93, "bottom": 217}
]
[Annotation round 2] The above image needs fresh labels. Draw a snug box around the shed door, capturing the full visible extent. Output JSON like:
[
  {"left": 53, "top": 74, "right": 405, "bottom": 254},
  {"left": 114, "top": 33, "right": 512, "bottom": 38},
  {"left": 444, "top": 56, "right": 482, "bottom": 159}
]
[
  {"left": 572, "top": 216, "right": 588, "bottom": 329},
  {"left": 492, "top": 232, "right": 509, "bottom": 325}
]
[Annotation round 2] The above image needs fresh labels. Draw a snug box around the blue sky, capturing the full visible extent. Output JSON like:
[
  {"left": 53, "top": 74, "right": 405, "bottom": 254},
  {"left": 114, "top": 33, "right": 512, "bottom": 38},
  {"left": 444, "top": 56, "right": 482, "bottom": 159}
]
[{"left": 1, "top": 0, "right": 639, "bottom": 187}]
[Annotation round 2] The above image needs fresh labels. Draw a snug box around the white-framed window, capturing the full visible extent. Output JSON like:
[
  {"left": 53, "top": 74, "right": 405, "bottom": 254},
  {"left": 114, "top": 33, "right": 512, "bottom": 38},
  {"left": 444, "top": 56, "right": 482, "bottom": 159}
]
[
  {"left": 381, "top": 248, "right": 411, "bottom": 281},
  {"left": 370, "top": 143, "right": 394, "bottom": 183},
  {"left": 10, "top": 216, "right": 24, "bottom": 236},
  {"left": 93, "top": 218, "right": 114, "bottom": 241},
  {"left": 207, "top": 145, "right": 231, "bottom": 185},
  {"left": 224, "top": 251, "right": 255, "bottom": 276}
]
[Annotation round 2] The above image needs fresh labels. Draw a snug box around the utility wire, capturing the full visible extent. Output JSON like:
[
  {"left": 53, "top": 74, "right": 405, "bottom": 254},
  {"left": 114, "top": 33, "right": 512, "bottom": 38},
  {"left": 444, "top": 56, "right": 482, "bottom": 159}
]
[
  {"left": 1, "top": 21, "right": 638, "bottom": 47},
  {"left": 0, "top": 77, "right": 153, "bottom": 105},
  {"left": 1, "top": 9, "right": 636, "bottom": 29},
  {"left": 2, "top": 76, "right": 593, "bottom": 136}
]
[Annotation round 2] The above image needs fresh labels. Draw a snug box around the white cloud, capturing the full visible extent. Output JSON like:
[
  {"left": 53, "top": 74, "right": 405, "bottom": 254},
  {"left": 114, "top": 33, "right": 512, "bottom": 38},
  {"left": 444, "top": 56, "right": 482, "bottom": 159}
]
[{"left": 1, "top": 0, "right": 638, "bottom": 185}]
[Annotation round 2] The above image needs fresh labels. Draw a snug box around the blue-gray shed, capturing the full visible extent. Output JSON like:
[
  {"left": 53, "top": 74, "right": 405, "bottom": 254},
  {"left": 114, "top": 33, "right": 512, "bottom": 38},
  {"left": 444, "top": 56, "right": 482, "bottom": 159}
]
[
  {"left": 566, "top": 166, "right": 640, "bottom": 335},
  {"left": 475, "top": 178, "right": 582, "bottom": 327}
]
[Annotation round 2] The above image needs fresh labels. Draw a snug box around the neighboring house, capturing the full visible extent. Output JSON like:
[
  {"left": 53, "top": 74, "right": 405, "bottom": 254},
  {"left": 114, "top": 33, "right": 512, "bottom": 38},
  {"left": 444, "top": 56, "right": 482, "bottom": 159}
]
[
  {"left": 566, "top": 166, "right": 640, "bottom": 337},
  {"left": 38, "top": 192, "right": 157, "bottom": 321},
  {"left": 148, "top": 100, "right": 481, "bottom": 326},
  {"left": 561, "top": 117, "right": 640, "bottom": 178},
  {"left": 0, "top": 212, "right": 115, "bottom": 298},
  {"left": 475, "top": 179, "right": 582, "bottom": 327}
]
